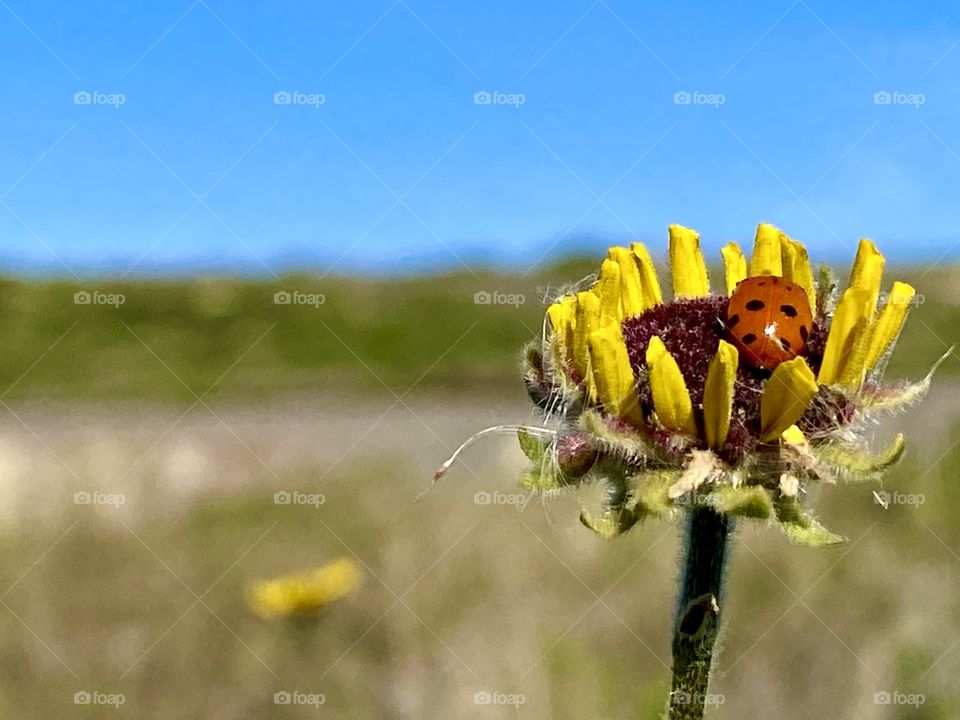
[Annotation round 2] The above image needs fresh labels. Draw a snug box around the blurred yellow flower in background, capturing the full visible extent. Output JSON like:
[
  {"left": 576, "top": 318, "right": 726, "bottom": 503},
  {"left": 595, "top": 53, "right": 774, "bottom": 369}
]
[{"left": 248, "top": 558, "right": 361, "bottom": 620}]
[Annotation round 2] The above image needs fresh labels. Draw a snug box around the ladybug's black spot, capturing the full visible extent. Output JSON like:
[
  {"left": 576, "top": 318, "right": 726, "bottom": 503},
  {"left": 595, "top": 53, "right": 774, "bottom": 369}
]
[
  {"left": 742, "top": 333, "right": 758, "bottom": 345},
  {"left": 745, "top": 299, "right": 765, "bottom": 311},
  {"left": 780, "top": 304, "right": 798, "bottom": 318},
  {"left": 780, "top": 338, "right": 792, "bottom": 351},
  {"left": 727, "top": 313, "right": 740, "bottom": 328},
  {"left": 799, "top": 325, "right": 809, "bottom": 342}
]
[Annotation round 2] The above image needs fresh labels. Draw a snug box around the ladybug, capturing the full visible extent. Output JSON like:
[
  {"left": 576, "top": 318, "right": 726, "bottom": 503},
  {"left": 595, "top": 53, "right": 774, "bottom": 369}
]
[{"left": 723, "top": 276, "right": 813, "bottom": 371}]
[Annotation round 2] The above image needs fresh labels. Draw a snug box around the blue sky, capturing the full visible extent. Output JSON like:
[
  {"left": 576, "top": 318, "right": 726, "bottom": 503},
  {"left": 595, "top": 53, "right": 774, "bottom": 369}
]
[{"left": 1, "top": 0, "right": 960, "bottom": 276}]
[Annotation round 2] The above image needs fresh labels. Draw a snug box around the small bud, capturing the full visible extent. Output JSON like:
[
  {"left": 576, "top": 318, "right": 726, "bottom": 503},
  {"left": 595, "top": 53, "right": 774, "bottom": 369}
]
[{"left": 555, "top": 432, "right": 597, "bottom": 479}]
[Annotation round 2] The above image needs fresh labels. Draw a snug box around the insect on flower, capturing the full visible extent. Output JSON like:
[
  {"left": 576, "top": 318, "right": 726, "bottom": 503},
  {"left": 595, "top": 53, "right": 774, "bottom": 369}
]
[
  {"left": 439, "top": 223, "right": 946, "bottom": 545},
  {"left": 723, "top": 275, "right": 814, "bottom": 370}
]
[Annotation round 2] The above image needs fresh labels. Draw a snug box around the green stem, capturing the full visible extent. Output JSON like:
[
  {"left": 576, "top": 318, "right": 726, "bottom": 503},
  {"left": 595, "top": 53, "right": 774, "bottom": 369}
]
[{"left": 667, "top": 508, "right": 733, "bottom": 720}]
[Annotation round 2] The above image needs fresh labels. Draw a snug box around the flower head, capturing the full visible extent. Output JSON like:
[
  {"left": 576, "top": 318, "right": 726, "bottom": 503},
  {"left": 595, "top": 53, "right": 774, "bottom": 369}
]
[
  {"left": 248, "top": 558, "right": 361, "bottom": 620},
  {"left": 514, "top": 224, "right": 945, "bottom": 545}
]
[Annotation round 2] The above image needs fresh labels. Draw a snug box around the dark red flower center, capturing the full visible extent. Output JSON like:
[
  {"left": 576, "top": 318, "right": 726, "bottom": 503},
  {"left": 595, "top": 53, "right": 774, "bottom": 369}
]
[{"left": 621, "top": 295, "right": 849, "bottom": 463}]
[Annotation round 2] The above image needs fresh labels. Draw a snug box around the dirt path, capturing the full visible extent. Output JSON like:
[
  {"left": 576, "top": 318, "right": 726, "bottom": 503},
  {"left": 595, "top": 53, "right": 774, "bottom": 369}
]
[{"left": 0, "top": 381, "right": 952, "bottom": 525}]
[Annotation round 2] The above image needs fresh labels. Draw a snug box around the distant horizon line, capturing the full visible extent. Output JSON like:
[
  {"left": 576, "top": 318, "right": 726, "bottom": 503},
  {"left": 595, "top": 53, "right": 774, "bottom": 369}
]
[{"left": 1, "top": 237, "right": 957, "bottom": 278}]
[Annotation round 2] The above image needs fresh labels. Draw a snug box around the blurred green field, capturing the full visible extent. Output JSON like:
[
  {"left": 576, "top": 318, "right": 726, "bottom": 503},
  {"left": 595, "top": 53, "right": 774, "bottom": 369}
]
[
  {"left": 0, "top": 260, "right": 956, "bottom": 402},
  {"left": 0, "top": 262, "right": 958, "bottom": 719}
]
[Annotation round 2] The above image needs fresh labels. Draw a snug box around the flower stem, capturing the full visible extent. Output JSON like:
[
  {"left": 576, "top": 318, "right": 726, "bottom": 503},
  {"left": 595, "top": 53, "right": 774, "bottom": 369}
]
[{"left": 667, "top": 508, "right": 733, "bottom": 719}]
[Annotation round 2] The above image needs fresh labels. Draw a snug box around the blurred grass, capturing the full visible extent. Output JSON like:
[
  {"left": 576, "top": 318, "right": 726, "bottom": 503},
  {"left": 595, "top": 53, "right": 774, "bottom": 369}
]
[
  {"left": 2, "top": 407, "right": 959, "bottom": 719},
  {"left": 1, "top": 261, "right": 959, "bottom": 718},
  {"left": 1, "top": 261, "right": 957, "bottom": 402}
]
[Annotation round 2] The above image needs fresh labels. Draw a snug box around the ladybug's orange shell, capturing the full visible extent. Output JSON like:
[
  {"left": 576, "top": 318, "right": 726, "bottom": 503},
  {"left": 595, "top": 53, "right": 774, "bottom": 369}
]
[{"left": 724, "top": 276, "right": 813, "bottom": 370}]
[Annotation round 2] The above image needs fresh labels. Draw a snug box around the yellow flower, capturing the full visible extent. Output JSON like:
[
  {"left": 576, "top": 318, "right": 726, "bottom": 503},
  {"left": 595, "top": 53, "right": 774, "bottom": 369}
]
[
  {"left": 529, "top": 223, "right": 935, "bottom": 544},
  {"left": 545, "top": 224, "right": 915, "bottom": 451},
  {"left": 248, "top": 558, "right": 361, "bottom": 620}
]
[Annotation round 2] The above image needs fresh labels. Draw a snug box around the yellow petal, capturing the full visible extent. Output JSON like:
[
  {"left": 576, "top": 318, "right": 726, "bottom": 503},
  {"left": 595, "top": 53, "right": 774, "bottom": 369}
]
[
  {"left": 646, "top": 336, "right": 696, "bottom": 436},
  {"left": 608, "top": 246, "right": 647, "bottom": 317},
  {"left": 631, "top": 242, "right": 663, "bottom": 306},
  {"left": 721, "top": 242, "right": 747, "bottom": 295},
  {"left": 703, "top": 340, "right": 739, "bottom": 449},
  {"left": 668, "top": 225, "right": 709, "bottom": 298},
  {"left": 781, "top": 425, "right": 807, "bottom": 446},
  {"left": 546, "top": 302, "right": 565, "bottom": 335},
  {"left": 848, "top": 238, "right": 885, "bottom": 315},
  {"left": 546, "top": 296, "right": 577, "bottom": 367},
  {"left": 594, "top": 259, "right": 622, "bottom": 328},
  {"left": 818, "top": 287, "right": 873, "bottom": 387},
  {"left": 833, "top": 241, "right": 886, "bottom": 387},
  {"left": 863, "top": 281, "right": 915, "bottom": 372},
  {"left": 573, "top": 291, "right": 600, "bottom": 378},
  {"left": 760, "top": 357, "right": 818, "bottom": 441},
  {"left": 779, "top": 235, "right": 816, "bottom": 312},
  {"left": 750, "top": 223, "right": 784, "bottom": 277},
  {"left": 588, "top": 325, "right": 643, "bottom": 426}
]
